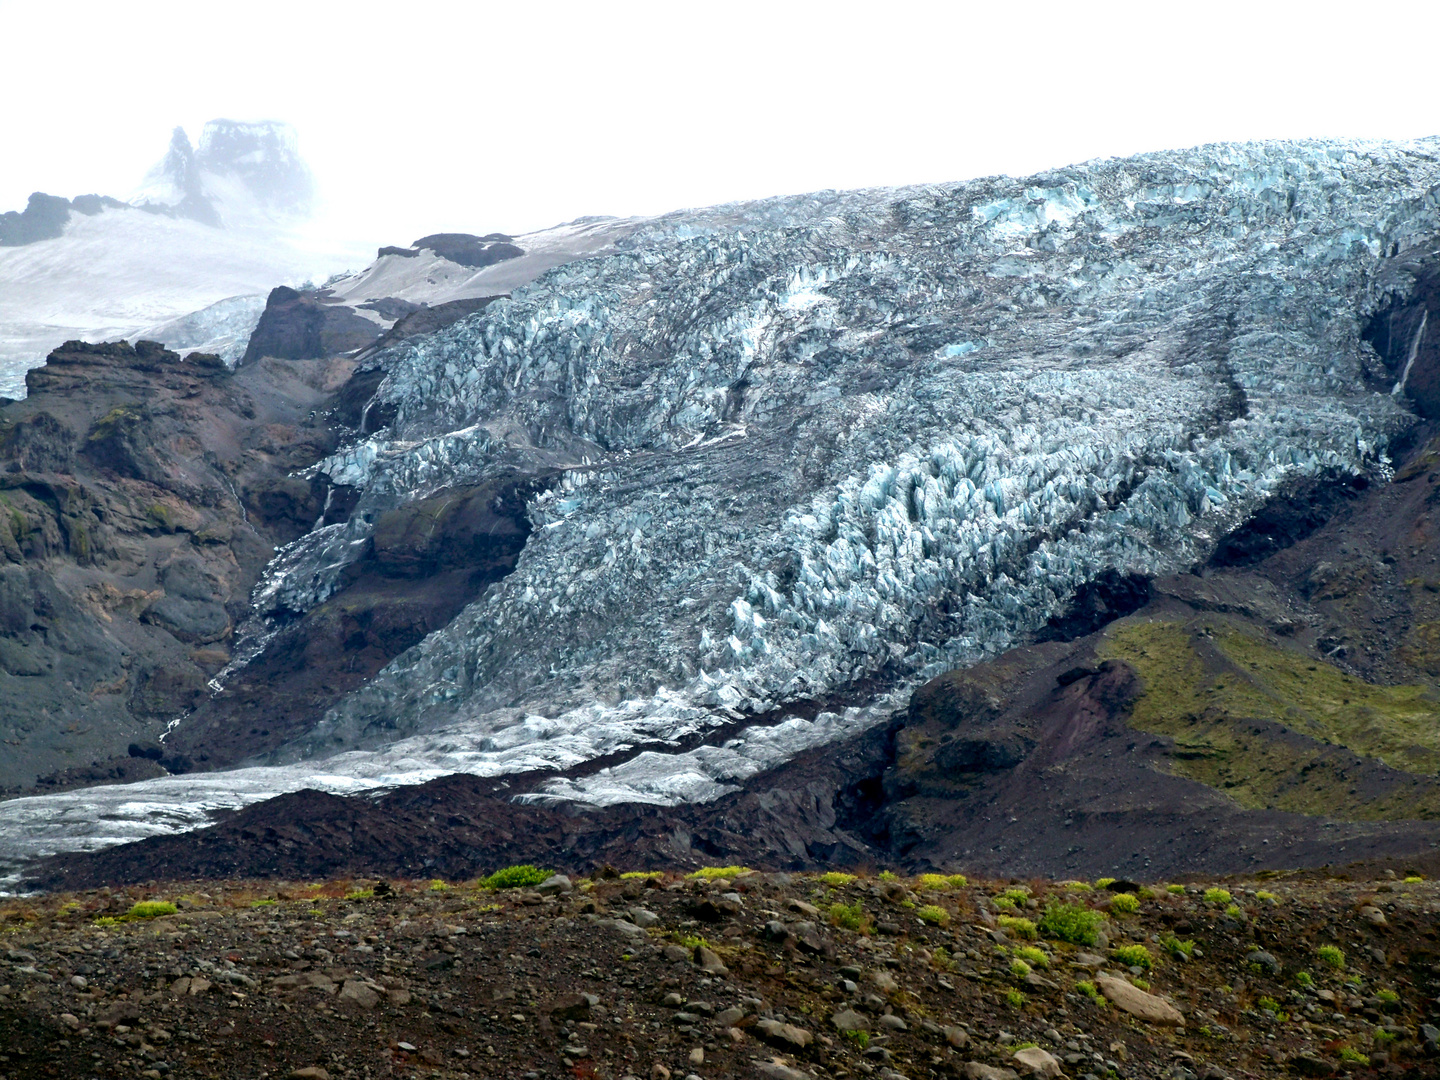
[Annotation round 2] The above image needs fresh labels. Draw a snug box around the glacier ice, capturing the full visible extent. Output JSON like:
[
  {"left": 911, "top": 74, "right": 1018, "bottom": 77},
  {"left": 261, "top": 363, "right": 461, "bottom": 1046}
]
[{"left": 5, "top": 137, "right": 1440, "bottom": 875}]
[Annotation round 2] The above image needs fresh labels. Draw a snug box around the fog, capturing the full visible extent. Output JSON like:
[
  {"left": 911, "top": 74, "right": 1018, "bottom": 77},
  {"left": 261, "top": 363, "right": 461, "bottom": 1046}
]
[{"left": 3, "top": 0, "right": 1439, "bottom": 245}]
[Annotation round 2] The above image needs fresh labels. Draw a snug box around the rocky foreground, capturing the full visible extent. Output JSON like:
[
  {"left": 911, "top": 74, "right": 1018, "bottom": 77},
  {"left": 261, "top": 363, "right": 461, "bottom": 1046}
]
[{"left": 2, "top": 869, "right": 1438, "bottom": 1080}]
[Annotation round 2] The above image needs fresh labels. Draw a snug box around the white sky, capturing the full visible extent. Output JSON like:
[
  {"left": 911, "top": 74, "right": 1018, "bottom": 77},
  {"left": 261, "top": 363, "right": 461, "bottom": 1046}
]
[{"left": 3, "top": 0, "right": 1440, "bottom": 247}]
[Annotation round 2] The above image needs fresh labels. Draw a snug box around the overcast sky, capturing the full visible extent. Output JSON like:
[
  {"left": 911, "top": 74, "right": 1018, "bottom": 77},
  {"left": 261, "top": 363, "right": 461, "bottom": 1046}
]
[{"left": 4, "top": 0, "right": 1440, "bottom": 246}]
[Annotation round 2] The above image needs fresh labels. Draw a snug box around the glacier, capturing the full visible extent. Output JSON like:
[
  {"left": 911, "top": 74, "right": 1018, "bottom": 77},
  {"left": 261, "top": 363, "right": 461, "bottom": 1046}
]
[{"left": 3, "top": 137, "right": 1440, "bottom": 883}]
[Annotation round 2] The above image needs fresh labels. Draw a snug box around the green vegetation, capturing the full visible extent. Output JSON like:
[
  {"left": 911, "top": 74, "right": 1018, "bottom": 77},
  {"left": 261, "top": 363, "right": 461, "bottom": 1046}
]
[
  {"left": 1256, "top": 890, "right": 1279, "bottom": 904},
  {"left": 917, "top": 905, "right": 950, "bottom": 927},
  {"left": 1225, "top": 904, "right": 1243, "bottom": 918},
  {"left": 1317, "top": 945, "right": 1346, "bottom": 969},
  {"left": 844, "top": 1030, "right": 869, "bottom": 1049},
  {"left": 1012, "top": 1041, "right": 1038, "bottom": 1051},
  {"left": 1404, "top": 875, "right": 1425, "bottom": 883},
  {"left": 997, "top": 915, "right": 1037, "bottom": 939},
  {"left": 829, "top": 902, "right": 868, "bottom": 932},
  {"left": 1094, "top": 877, "right": 1116, "bottom": 888},
  {"left": 1076, "top": 981, "right": 1107, "bottom": 1007},
  {"left": 1338, "top": 1047, "right": 1369, "bottom": 1064},
  {"left": 1003, "top": 988, "right": 1026, "bottom": 1008},
  {"left": 428, "top": 879, "right": 451, "bottom": 891},
  {"left": 1009, "top": 958, "right": 1032, "bottom": 978},
  {"left": 819, "top": 872, "right": 856, "bottom": 887},
  {"left": 1161, "top": 935, "right": 1195, "bottom": 959},
  {"left": 1064, "top": 881, "right": 1094, "bottom": 892},
  {"left": 1258, "top": 996, "right": 1281, "bottom": 1013},
  {"left": 1167, "top": 884, "right": 1186, "bottom": 895},
  {"left": 878, "top": 871, "right": 898, "bottom": 882},
  {"left": 917, "top": 873, "right": 967, "bottom": 890},
  {"left": 1039, "top": 902, "right": 1105, "bottom": 945},
  {"left": 1011, "top": 945, "right": 1049, "bottom": 969},
  {"left": 1111, "top": 944, "right": 1154, "bottom": 970},
  {"left": 127, "top": 901, "right": 176, "bottom": 919},
  {"left": 993, "top": 896, "right": 1018, "bottom": 912},
  {"left": 1100, "top": 621, "right": 1440, "bottom": 819},
  {"left": 1132, "top": 977, "right": 1150, "bottom": 991},
  {"left": 1295, "top": 972, "right": 1314, "bottom": 988},
  {"left": 689, "top": 866, "right": 750, "bottom": 880},
  {"left": 1377, "top": 989, "right": 1399, "bottom": 1005},
  {"left": 344, "top": 889, "right": 373, "bottom": 901},
  {"left": 619, "top": 871, "right": 663, "bottom": 880},
  {"left": 481, "top": 865, "right": 552, "bottom": 890},
  {"left": 675, "top": 934, "right": 713, "bottom": 951},
  {"left": 1001, "top": 887, "right": 1030, "bottom": 902},
  {"left": 250, "top": 899, "right": 278, "bottom": 908},
  {"left": 1203, "top": 888, "right": 1231, "bottom": 905},
  {"left": 1109, "top": 892, "right": 1140, "bottom": 915}
]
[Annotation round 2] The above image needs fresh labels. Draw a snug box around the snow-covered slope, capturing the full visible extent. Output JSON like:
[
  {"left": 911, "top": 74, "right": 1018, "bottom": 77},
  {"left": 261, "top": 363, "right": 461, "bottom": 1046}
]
[{"left": 4, "top": 138, "right": 1440, "bottom": 883}]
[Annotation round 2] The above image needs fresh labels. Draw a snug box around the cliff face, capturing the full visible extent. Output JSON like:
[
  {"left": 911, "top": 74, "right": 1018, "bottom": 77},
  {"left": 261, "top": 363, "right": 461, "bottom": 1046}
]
[{"left": 11, "top": 139, "right": 1440, "bottom": 883}]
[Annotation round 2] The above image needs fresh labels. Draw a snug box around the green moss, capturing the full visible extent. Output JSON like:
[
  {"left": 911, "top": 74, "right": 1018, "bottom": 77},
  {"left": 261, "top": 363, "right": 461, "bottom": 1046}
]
[
  {"left": 1003, "top": 988, "right": 1026, "bottom": 1008},
  {"left": 845, "top": 1029, "right": 869, "bottom": 1049},
  {"left": 1317, "top": 945, "right": 1346, "bottom": 969},
  {"left": 1166, "top": 884, "right": 1186, "bottom": 895},
  {"left": 878, "top": 871, "right": 898, "bottom": 882},
  {"left": 917, "top": 904, "right": 950, "bottom": 927},
  {"left": 619, "top": 871, "right": 663, "bottom": 880},
  {"left": 1011, "top": 945, "right": 1049, "bottom": 969},
  {"left": 1100, "top": 621, "right": 1440, "bottom": 819},
  {"left": 829, "top": 902, "right": 868, "bottom": 932},
  {"left": 1109, "top": 893, "right": 1140, "bottom": 915},
  {"left": 1009, "top": 958, "right": 1032, "bottom": 977},
  {"left": 1094, "top": 877, "right": 1116, "bottom": 888},
  {"left": 689, "top": 865, "right": 750, "bottom": 880},
  {"left": 819, "top": 872, "right": 856, "bottom": 887},
  {"left": 480, "top": 865, "right": 551, "bottom": 890},
  {"left": 127, "top": 901, "right": 177, "bottom": 919},
  {"left": 1162, "top": 935, "right": 1195, "bottom": 959},
  {"left": 1039, "top": 903, "right": 1104, "bottom": 945},
  {"left": 917, "top": 873, "right": 966, "bottom": 890},
  {"left": 1111, "top": 944, "right": 1154, "bottom": 970},
  {"left": 997, "top": 915, "right": 1037, "bottom": 939}
]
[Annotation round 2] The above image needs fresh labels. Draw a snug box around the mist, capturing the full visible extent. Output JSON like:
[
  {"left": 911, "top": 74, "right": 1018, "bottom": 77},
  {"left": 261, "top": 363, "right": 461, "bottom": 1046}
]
[{"left": 5, "top": 0, "right": 1440, "bottom": 247}]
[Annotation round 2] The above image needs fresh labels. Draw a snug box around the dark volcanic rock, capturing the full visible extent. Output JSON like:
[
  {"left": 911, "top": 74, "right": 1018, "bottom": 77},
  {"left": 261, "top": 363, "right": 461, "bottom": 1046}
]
[
  {"left": 242, "top": 286, "right": 385, "bottom": 362},
  {"left": 411, "top": 232, "right": 524, "bottom": 268},
  {"left": 0, "top": 192, "right": 73, "bottom": 246},
  {"left": 0, "top": 339, "right": 353, "bottom": 790}
]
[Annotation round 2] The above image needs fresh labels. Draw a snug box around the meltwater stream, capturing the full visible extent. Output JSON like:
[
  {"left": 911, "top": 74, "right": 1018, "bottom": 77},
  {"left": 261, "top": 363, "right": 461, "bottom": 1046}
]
[{"left": 5, "top": 137, "right": 1440, "bottom": 887}]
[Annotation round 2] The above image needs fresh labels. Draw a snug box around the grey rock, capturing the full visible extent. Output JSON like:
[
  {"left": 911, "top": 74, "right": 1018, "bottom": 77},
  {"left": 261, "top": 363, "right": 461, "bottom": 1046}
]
[
  {"left": 830, "top": 1008, "right": 868, "bottom": 1032},
  {"left": 537, "top": 874, "right": 572, "bottom": 895},
  {"left": 629, "top": 908, "right": 660, "bottom": 928},
  {"left": 879, "top": 1013, "right": 908, "bottom": 1031},
  {"left": 715, "top": 1006, "right": 746, "bottom": 1026},
  {"left": 1245, "top": 950, "right": 1280, "bottom": 975}
]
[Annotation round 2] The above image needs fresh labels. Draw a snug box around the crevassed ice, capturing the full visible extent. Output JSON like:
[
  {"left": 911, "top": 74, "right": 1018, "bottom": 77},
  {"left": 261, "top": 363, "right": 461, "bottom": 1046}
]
[{"left": 4, "top": 138, "right": 1440, "bottom": 875}]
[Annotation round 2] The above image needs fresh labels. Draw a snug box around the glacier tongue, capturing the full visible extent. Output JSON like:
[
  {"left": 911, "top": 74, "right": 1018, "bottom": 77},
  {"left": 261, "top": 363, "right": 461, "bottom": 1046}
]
[{"left": 6, "top": 137, "right": 1440, "bottom": 873}]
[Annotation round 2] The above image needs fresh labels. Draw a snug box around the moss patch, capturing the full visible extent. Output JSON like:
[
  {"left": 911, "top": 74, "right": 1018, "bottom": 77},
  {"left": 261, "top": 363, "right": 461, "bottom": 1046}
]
[{"left": 1101, "top": 620, "right": 1440, "bottom": 820}]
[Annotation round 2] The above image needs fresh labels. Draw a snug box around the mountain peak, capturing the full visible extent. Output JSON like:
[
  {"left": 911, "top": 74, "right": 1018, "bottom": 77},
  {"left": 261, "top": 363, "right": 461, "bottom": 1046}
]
[{"left": 132, "top": 119, "right": 316, "bottom": 226}]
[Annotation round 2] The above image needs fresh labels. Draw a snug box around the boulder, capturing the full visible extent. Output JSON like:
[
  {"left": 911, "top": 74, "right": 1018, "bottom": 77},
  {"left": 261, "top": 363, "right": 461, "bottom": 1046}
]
[{"left": 1095, "top": 975, "right": 1184, "bottom": 1024}]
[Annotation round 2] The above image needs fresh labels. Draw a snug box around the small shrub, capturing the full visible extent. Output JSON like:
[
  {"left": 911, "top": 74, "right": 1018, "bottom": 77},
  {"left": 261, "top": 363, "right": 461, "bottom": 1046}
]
[
  {"left": 829, "top": 903, "right": 868, "bottom": 932},
  {"left": 993, "top": 896, "right": 1018, "bottom": 912},
  {"left": 1003, "top": 988, "right": 1026, "bottom": 1008},
  {"left": 1136, "top": 887, "right": 1155, "bottom": 900},
  {"left": 1012, "top": 945, "right": 1049, "bottom": 969},
  {"left": 93, "top": 916, "right": 120, "bottom": 927},
  {"left": 482, "top": 865, "right": 552, "bottom": 890},
  {"left": 1403, "top": 875, "right": 1424, "bottom": 883},
  {"left": 1317, "top": 945, "right": 1346, "bottom": 970},
  {"left": 917, "top": 904, "right": 950, "bottom": 927},
  {"left": 676, "top": 934, "right": 713, "bottom": 951},
  {"left": 1161, "top": 935, "right": 1195, "bottom": 959},
  {"left": 1065, "top": 881, "right": 1094, "bottom": 892},
  {"left": 1132, "top": 977, "right": 1150, "bottom": 991},
  {"left": 1203, "top": 887, "right": 1232, "bottom": 905},
  {"left": 428, "top": 879, "right": 451, "bottom": 891},
  {"left": 1010, "top": 958, "right": 1032, "bottom": 978},
  {"left": 997, "top": 915, "right": 1037, "bottom": 939},
  {"left": 1094, "top": 877, "right": 1116, "bottom": 888},
  {"left": 1256, "top": 890, "right": 1280, "bottom": 904},
  {"left": 1224, "top": 903, "right": 1243, "bottom": 918},
  {"left": 932, "top": 946, "right": 957, "bottom": 971},
  {"left": 878, "top": 871, "right": 898, "bottom": 882},
  {"left": 1258, "top": 996, "right": 1281, "bottom": 1013},
  {"left": 250, "top": 899, "right": 278, "bottom": 908},
  {"left": 1076, "top": 981, "right": 1107, "bottom": 1007},
  {"left": 1338, "top": 1047, "right": 1369, "bottom": 1064},
  {"left": 690, "top": 865, "right": 750, "bottom": 880},
  {"left": 1109, "top": 893, "right": 1140, "bottom": 915},
  {"left": 127, "top": 901, "right": 177, "bottom": 919},
  {"left": 1111, "top": 944, "right": 1153, "bottom": 971},
  {"left": 1295, "top": 972, "right": 1314, "bottom": 988},
  {"left": 1002, "top": 887, "right": 1031, "bottom": 902},
  {"left": 845, "top": 1029, "right": 869, "bottom": 1049},
  {"left": 1377, "top": 989, "right": 1399, "bottom": 1005},
  {"left": 344, "top": 889, "right": 373, "bottom": 901},
  {"left": 619, "top": 871, "right": 663, "bottom": 880},
  {"left": 1040, "top": 902, "right": 1105, "bottom": 945},
  {"left": 1375, "top": 1027, "right": 1397, "bottom": 1045},
  {"left": 819, "top": 872, "right": 856, "bottom": 887},
  {"left": 1167, "top": 884, "right": 1186, "bottom": 895}
]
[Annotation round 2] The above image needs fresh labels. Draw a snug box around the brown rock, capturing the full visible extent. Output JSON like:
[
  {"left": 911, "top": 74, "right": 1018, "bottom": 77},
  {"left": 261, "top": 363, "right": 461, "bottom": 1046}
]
[
  {"left": 1095, "top": 975, "right": 1184, "bottom": 1024},
  {"left": 289, "top": 1068, "right": 331, "bottom": 1080},
  {"left": 337, "top": 980, "right": 379, "bottom": 1009},
  {"left": 1012, "top": 1046, "right": 1063, "bottom": 1077}
]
